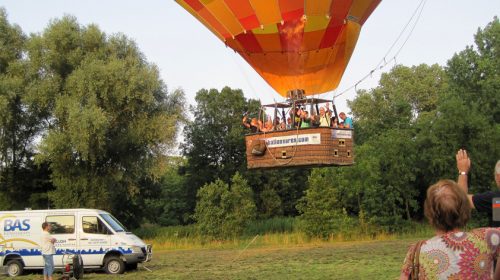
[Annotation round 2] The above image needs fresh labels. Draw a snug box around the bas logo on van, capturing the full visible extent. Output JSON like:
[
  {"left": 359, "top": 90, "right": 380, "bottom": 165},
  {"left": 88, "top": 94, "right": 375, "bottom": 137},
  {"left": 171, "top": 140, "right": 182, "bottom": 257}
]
[{"left": 4, "top": 219, "right": 31, "bottom": 231}]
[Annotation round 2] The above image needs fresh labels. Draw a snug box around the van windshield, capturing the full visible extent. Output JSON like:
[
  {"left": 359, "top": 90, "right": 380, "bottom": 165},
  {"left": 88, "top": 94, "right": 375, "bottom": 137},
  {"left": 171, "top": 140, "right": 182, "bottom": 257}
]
[{"left": 99, "top": 214, "right": 128, "bottom": 232}]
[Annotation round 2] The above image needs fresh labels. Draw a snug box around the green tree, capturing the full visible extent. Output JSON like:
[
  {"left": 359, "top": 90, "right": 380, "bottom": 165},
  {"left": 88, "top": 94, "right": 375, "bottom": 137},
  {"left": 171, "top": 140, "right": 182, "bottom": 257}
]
[
  {"left": 349, "top": 64, "right": 447, "bottom": 144},
  {"left": 194, "top": 172, "right": 256, "bottom": 239},
  {"left": 258, "top": 185, "right": 283, "bottom": 219},
  {"left": 440, "top": 17, "right": 500, "bottom": 196},
  {"left": 0, "top": 9, "right": 52, "bottom": 209},
  {"left": 297, "top": 168, "right": 348, "bottom": 238},
  {"left": 344, "top": 64, "right": 447, "bottom": 225},
  {"left": 144, "top": 157, "right": 190, "bottom": 226},
  {"left": 357, "top": 129, "right": 418, "bottom": 228},
  {"left": 295, "top": 64, "right": 447, "bottom": 231},
  {"left": 446, "top": 17, "right": 499, "bottom": 123},
  {"left": 248, "top": 169, "right": 309, "bottom": 217},
  {"left": 410, "top": 17, "right": 499, "bottom": 201},
  {"left": 28, "top": 16, "right": 184, "bottom": 226},
  {"left": 182, "top": 87, "right": 259, "bottom": 211}
]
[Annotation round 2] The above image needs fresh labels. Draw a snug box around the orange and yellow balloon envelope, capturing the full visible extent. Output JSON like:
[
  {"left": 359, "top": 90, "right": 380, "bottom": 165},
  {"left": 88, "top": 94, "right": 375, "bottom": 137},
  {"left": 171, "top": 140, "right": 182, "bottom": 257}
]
[{"left": 175, "top": 0, "right": 381, "bottom": 97}]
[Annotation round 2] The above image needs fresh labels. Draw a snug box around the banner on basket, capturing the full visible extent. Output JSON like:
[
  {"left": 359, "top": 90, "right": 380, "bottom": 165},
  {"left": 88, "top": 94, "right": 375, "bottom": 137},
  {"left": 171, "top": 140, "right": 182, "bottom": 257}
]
[{"left": 265, "top": 133, "right": 321, "bottom": 148}]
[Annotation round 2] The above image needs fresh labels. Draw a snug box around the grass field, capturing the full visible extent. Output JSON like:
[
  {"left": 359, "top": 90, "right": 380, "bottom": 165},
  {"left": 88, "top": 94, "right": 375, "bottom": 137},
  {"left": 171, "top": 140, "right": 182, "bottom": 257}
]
[{"left": 13, "top": 237, "right": 418, "bottom": 280}]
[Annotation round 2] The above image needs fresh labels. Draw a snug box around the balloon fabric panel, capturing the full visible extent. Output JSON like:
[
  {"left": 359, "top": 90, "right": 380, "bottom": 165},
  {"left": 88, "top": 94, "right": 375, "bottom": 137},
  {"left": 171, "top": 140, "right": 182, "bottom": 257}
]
[{"left": 176, "top": 0, "right": 381, "bottom": 96}]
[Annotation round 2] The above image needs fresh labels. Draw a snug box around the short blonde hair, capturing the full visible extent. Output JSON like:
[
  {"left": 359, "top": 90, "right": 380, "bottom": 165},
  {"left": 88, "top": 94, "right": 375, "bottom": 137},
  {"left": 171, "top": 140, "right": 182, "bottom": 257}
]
[
  {"left": 495, "top": 160, "right": 500, "bottom": 175},
  {"left": 424, "top": 179, "right": 471, "bottom": 232}
]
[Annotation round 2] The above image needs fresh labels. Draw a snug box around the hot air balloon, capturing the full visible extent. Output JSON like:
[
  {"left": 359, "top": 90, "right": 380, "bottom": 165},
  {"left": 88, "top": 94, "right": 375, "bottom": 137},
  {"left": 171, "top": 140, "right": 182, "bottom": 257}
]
[{"left": 176, "top": 0, "right": 381, "bottom": 169}]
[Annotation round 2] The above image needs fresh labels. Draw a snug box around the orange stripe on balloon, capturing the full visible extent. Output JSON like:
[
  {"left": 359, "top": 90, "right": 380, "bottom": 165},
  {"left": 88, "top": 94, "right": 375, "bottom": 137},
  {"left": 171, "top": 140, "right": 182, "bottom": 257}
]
[
  {"left": 348, "top": 0, "right": 378, "bottom": 23},
  {"left": 302, "top": 29, "right": 327, "bottom": 51},
  {"left": 176, "top": 0, "right": 225, "bottom": 41},
  {"left": 198, "top": 7, "right": 232, "bottom": 39},
  {"left": 205, "top": 0, "right": 244, "bottom": 37},
  {"left": 254, "top": 33, "right": 282, "bottom": 52},
  {"left": 359, "top": 0, "right": 381, "bottom": 25},
  {"left": 250, "top": 0, "right": 282, "bottom": 26},
  {"left": 305, "top": 0, "right": 332, "bottom": 16},
  {"left": 224, "top": 0, "right": 261, "bottom": 30}
]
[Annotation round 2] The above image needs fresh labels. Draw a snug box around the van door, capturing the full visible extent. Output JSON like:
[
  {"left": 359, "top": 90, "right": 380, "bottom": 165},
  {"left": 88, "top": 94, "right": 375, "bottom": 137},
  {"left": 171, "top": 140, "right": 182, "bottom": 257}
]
[
  {"left": 45, "top": 215, "right": 77, "bottom": 268},
  {"left": 78, "top": 215, "right": 112, "bottom": 266}
]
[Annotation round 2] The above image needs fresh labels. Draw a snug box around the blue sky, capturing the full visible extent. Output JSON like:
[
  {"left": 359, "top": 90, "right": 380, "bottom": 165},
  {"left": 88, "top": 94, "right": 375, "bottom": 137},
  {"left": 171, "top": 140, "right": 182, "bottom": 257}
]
[{"left": 1, "top": 0, "right": 498, "bottom": 113}]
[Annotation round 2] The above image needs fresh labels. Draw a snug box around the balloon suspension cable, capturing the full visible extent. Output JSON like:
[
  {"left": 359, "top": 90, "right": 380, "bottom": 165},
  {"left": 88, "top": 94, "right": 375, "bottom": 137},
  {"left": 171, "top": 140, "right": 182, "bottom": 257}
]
[
  {"left": 333, "top": 0, "right": 428, "bottom": 99},
  {"left": 261, "top": 109, "right": 302, "bottom": 167},
  {"left": 257, "top": 99, "right": 263, "bottom": 125},
  {"left": 230, "top": 52, "right": 260, "bottom": 101},
  {"left": 273, "top": 99, "right": 278, "bottom": 129}
]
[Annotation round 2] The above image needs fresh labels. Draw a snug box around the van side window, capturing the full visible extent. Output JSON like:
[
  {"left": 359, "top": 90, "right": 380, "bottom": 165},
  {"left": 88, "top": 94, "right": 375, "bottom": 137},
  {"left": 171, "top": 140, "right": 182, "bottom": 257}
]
[
  {"left": 83, "top": 216, "right": 110, "bottom": 234},
  {"left": 46, "top": 215, "right": 75, "bottom": 234}
]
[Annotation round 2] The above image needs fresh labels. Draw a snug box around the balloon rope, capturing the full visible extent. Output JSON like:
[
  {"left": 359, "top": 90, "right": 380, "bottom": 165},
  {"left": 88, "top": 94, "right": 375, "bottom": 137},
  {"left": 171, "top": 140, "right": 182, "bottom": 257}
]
[
  {"left": 230, "top": 53, "right": 260, "bottom": 100},
  {"left": 332, "top": 0, "right": 428, "bottom": 99}
]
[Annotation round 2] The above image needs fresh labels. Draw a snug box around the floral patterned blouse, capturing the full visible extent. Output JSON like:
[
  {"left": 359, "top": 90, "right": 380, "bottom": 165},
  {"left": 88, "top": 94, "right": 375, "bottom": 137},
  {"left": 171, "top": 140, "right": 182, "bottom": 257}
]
[{"left": 401, "top": 228, "right": 500, "bottom": 279}]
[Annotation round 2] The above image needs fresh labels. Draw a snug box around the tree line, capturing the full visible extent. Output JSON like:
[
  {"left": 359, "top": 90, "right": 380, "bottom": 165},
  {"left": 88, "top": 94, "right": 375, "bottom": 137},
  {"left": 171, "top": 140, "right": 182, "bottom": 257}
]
[{"left": 0, "top": 8, "right": 498, "bottom": 236}]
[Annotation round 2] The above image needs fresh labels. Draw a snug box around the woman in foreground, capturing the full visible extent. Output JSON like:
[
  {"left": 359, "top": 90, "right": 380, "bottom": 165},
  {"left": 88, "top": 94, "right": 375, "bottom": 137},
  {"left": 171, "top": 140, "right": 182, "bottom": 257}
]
[{"left": 400, "top": 179, "right": 500, "bottom": 279}]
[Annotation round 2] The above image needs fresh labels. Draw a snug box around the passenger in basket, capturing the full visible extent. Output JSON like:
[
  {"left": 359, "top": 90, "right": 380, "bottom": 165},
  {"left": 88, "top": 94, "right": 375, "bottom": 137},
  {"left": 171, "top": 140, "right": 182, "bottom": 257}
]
[
  {"left": 260, "top": 117, "right": 275, "bottom": 132},
  {"left": 274, "top": 117, "right": 281, "bottom": 129},
  {"left": 242, "top": 114, "right": 260, "bottom": 133},
  {"left": 338, "top": 112, "right": 353, "bottom": 129},
  {"left": 319, "top": 107, "right": 331, "bottom": 127},
  {"left": 331, "top": 116, "right": 339, "bottom": 128},
  {"left": 311, "top": 111, "right": 320, "bottom": 128},
  {"left": 325, "top": 103, "right": 337, "bottom": 127},
  {"left": 300, "top": 109, "right": 311, "bottom": 128},
  {"left": 291, "top": 108, "right": 301, "bottom": 128},
  {"left": 399, "top": 179, "right": 500, "bottom": 279},
  {"left": 278, "top": 119, "right": 286, "bottom": 130},
  {"left": 41, "top": 222, "right": 56, "bottom": 280},
  {"left": 286, "top": 117, "right": 293, "bottom": 130}
]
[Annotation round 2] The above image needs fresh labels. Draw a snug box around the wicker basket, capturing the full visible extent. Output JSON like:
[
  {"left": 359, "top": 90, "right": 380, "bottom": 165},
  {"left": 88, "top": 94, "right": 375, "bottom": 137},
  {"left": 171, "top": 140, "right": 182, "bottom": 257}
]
[{"left": 245, "top": 127, "right": 354, "bottom": 169}]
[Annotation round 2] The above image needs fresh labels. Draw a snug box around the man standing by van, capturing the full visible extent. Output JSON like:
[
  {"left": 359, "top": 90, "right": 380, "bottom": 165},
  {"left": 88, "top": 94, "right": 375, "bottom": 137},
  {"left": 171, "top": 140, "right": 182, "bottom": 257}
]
[{"left": 41, "top": 222, "right": 56, "bottom": 280}]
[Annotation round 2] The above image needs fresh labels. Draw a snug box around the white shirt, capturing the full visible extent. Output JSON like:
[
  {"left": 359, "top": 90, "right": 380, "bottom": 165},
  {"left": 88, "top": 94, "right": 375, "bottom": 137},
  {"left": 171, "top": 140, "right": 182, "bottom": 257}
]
[
  {"left": 41, "top": 230, "right": 55, "bottom": 255},
  {"left": 319, "top": 115, "right": 330, "bottom": 127}
]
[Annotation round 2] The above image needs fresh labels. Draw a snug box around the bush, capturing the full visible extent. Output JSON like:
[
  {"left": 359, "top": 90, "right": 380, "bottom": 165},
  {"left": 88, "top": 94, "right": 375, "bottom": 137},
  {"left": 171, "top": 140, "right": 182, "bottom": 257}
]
[
  {"left": 259, "top": 186, "right": 283, "bottom": 218},
  {"left": 296, "top": 168, "right": 350, "bottom": 239},
  {"left": 193, "top": 172, "right": 256, "bottom": 239}
]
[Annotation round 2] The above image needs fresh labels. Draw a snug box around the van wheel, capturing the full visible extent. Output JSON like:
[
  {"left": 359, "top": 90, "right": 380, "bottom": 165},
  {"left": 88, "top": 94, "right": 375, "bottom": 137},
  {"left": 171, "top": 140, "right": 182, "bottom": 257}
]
[
  {"left": 104, "top": 256, "right": 125, "bottom": 274},
  {"left": 6, "top": 259, "right": 24, "bottom": 277}
]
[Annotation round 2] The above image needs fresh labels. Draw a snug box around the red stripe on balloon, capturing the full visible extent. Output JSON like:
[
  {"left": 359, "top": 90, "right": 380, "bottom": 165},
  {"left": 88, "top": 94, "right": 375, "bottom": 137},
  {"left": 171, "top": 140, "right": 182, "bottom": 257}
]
[
  {"left": 319, "top": 23, "right": 343, "bottom": 49},
  {"left": 236, "top": 32, "right": 263, "bottom": 53},
  {"left": 183, "top": 0, "right": 204, "bottom": 11}
]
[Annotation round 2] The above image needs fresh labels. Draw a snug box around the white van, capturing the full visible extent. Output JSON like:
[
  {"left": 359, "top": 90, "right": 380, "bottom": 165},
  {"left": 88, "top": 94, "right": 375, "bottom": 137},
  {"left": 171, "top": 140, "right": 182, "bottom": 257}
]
[{"left": 0, "top": 208, "right": 152, "bottom": 277}]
